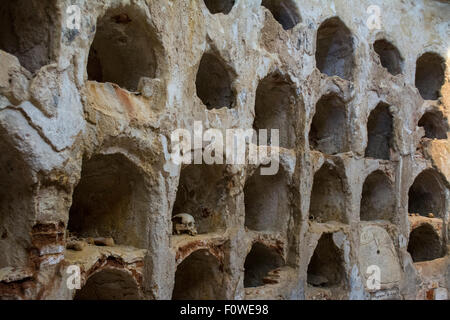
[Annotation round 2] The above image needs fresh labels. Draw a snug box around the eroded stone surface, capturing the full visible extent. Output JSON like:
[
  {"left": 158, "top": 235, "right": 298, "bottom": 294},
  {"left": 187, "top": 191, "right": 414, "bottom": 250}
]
[
  {"left": 359, "top": 224, "right": 402, "bottom": 291},
  {"left": 0, "top": 0, "right": 448, "bottom": 300}
]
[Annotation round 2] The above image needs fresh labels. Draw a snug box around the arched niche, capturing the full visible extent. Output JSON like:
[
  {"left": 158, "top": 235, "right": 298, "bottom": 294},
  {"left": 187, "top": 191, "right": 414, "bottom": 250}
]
[
  {"left": 172, "top": 249, "right": 226, "bottom": 299},
  {"left": 68, "top": 153, "right": 150, "bottom": 248},
  {"left": 261, "top": 0, "right": 301, "bottom": 30},
  {"left": 315, "top": 17, "right": 354, "bottom": 81},
  {"left": 309, "top": 163, "right": 347, "bottom": 224},
  {"left": 0, "top": 0, "right": 58, "bottom": 73},
  {"left": 365, "top": 103, "right": 393, "bottom": 160},
  {"left": 254, "top": 72, "right": 298, "bottom": 149},
  {"left": 373, "top": 39, "right": 403, "bottom": 75},
  {"left": 244, "top": 166, "right": 290, "bottom": 232},
  {"left": 195, "top": 52, "right": 235, "bottom": 109},
  {"left": 407, "top": 224, "right": 444, "bottom": 263},
  {"left": 418, "top": 110, "right": 448, "bottom": 140},
  {"left": 415, "top": 52, "right": 445, "bottom": 100},
  {"left": 74, "top": 268, "right": 141, "bottom": 300},
  {"left": 360, "top": 170, "right": 395, "bottom": 222},
  {"left": 309, "top": 94, "right": 348, "bottom": 155},
  {"left": 408, "top": 169, "right": 446, "bottom": 218},
  {"left": 244, "top": 242, "right": 284, "bottom": 288}
]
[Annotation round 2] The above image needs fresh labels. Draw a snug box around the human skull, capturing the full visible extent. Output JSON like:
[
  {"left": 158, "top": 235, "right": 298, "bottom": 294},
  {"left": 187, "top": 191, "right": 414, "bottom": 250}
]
[{"left": 172, "top": 213, "right": 198, "bottom": 236}]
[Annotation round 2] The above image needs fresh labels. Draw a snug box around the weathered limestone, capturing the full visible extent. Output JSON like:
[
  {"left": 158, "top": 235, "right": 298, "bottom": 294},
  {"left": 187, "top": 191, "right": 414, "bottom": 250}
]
[{"left": 0, "top": 0, "right": 448, "bottom": 300}]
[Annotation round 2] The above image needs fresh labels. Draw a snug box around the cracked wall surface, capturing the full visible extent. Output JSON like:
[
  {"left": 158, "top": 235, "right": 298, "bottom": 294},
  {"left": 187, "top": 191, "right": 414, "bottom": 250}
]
[{"left": 0, "top": 0, "right": 449, "bottom": 300}]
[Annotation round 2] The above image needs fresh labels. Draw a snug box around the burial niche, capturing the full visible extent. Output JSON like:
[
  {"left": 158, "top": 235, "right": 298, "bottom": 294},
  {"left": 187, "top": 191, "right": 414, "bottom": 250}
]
[
  {"left": 373, "top": 39, "right": 403, "bottom": 75},
  {"left": 0, "top": 0, "right": 57, "bottom": 73},
  {"left": 415, "top": 52, "right": 445, "bottom": 100},
  {"left": 244, "top": 242, "right": 284, "bottom": 288},
  {"left": 172, "top": 164, "right": 227, "bottom": 234},
  {"left": 172, "top": 249, "right": 225, "bottom": 299},
  {"left": 195, "top": 53, "right": 235, "bottom": 109},
  {"left": 253, "top": 73, "right": 297, "bottom": 149},
  {"left": 87, "top": 5, "right": 160, "bottom": 91},
  {"left": 315, "top": 17, "right": 354, "bottom": 80},
  {"left": 360, "top": 171, "right": 395, "bottom": 222},
  {"left": 408, "top": 169, "right": 445, "bottom": 218},
  {"left": 309, "top": 94, "right": 348, "bottom": 155},
  {"left": 261, "top": 0, "right": 301, "bottom": 30},
  {"left": 74, "top": 269, "right": 141, "bottom": 300},
  {"left": 365, "top": 103, "right": 393, "bottom": 160},
  {"left": 418, "top": 110, "right": 448, "bottom": 140},
  {"left": 203, "top": 0, "right": 235, "bottom": 15},
  {"left": 309, "top": 95, "right": 348, "bottom": 154},
  {"left": 307, "top": 233, "right": 345, "bottom": 288},
  {"left": 309, "top": 164, "right": 346, "bottom": 224},
  {"left": 68, "top": 154, "right": 149, "bottom": 248},
  {"left": 407, "top": 224, "right": 444, "bottom": 263},
  {"left": 244, "top": 166, "right": 290, "bottom": 232}
]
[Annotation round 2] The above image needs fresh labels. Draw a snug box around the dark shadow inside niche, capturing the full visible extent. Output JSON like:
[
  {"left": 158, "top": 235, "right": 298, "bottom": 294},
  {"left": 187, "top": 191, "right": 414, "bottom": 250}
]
[
  {"left": 408, "top": 169, "right": 445, "bottom": 218},
  {"left": 253, "top": 73, "right": 298, "bottom": 149},
  {"left": 315, "top": 17, "right": 354, "bottom": 81},
  {"left": 407, "top": 224, "right": 444, "bottom": 263},
  {"left": 244, "top": 166, "right": 290, "bottom": 232},
  {"left": 0, "top": 0, "right": 57, "bottom": 73},
  {"left": 373, "top": 39, "right": 403, "bottom": 76},
  {"left": 195, "top": 53, "right": 235, "bottom": 109},
  {"left": 309, "top": 163, "right": 346, "bottom": 224},
  {"left": 87, "top": 4, "right": 160, "bottom": 91},
  {"left": 172, "top": 249, "right": 225, "bottom": 299},
  {"left": 418, "top": 110, "right": 448, "bottom": 140},
  {"left": 365, "top": 103, "right": 393, "bottom": 160},
  {"left": 261, "top": 0, "right": 301, "bottom": 30},
  {"left": 415, "top": 52, "right": 445, "bottom": 100},
  {"left": 0, "top": 137, "right": 34, "bottom": 268},
  {"left": 360, "top": 171, "right": 395, "bottom": 222},
  {"left": 68, "top": 154, "right": 149, "bottom": 248},
  {"left": 74, "top": 269, "right": 141, "bottom": 300},
  {"left": 203, "top": 0, "right": 235, "bottom": 15},
  {"left": 244, "top": 242, "right": 284, "bottom": 288},
  {"left": 309, "top": 94, "right": 348, "bottom": 155},
  {"left": 307, "top": 233, "right": 345, "bottom": 288},
  {"left": 172, "top": 164, "right": 227, "bottom": 234}
]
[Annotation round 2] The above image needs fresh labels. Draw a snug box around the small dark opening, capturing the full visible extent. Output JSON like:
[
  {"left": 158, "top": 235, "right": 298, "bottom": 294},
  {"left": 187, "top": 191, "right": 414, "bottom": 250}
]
[
  {"left": 373, "top": 39, "right": 403, "bottom": 75},
  {"left": 244, "top": 167, "right": 289, "bottom": 232},
  {"left": 309, "top": 164, "right": 346, "bottom": 223},
  {"left": 365, "top": 103, "right": 393, "bottom": 160},
  {"left": 307, "top": 233, "right": 345, "bottom": 287},
  {"left": 87, "top": 5, "right": 159, "bottom": 91},
  {"left": 415, "top": 52, "right": 445, "bottom": 100},
  {"left": 407, "top": 224, "right": 444, "bottom": 262},
  {"left": 315, "top": 17, "right": 354, "bottom": 81},
  {"left": 74, "top": 269, "right": 140, "bottom": 300},
  {"left": 195, "top": 53, "right": 235, "bottom": 109},
  {"left": 244, "top": 243, "right": 284, "bottom": 288},
  {"left": 203, "top": 0, "right": 235, "bottom": 15},
  {"left": 309, "top": 94, "right": 348, "bottom": 155},
  {"left": 261, "top": 0, "right": 301, "bottom": 30},
  {"left": 172, "top": 164, "right": 227, "bottom": 234},
  {"left": 418, "top": 110, "right": 448, "bottom": 140},
  {"left": 360, "top": 171, "right": 395, "bottom": 222},
  {"left": 0, "top": 137, "right": 34, "bottom": 268},
  {"left": 408, "top": 170, "right": 444, "bottom": 218},
  {"left": 0, "top": 0, "right": 56, "bottom": 73},
  {"left": 172, "top": 249, "right": 225, "bottom": 299}
]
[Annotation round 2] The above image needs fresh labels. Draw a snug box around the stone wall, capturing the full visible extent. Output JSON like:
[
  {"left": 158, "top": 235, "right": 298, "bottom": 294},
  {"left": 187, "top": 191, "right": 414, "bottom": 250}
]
[{"left": 0, "top": 0, "right": 449, "bottom": 300}]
